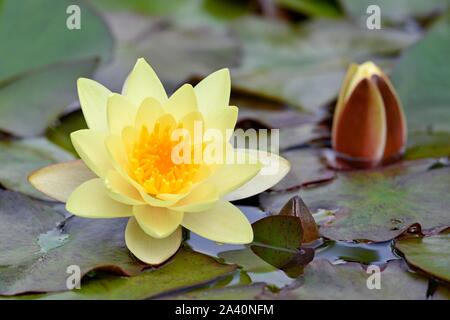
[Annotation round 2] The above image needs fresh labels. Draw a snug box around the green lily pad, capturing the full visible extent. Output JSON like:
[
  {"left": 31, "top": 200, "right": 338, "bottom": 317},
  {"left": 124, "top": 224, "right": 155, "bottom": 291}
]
[
  {"left": 0, "top": 139, "right": 73, "bottom": 200},
  {"left": 271, "top": 149, "right": 335, "bottom": 191},
  {"left": 260, "top": 160, "right": 450, "bottom": 241},
  {"left": 405, "top": 131, "right": 450, "bottom": 160},
  {"left": 219, "top": 249, "right": 278, "bottom": 274},
  {"left": 233, "top": 94, "right": 321, "bottom": 130},
  {"left": 92, "top": 0, "right": 251, "bottom": 21},
  {"left": 46, "top": 110, "right": 87, "bottom": 156},
  {"left": 95, "top": 12, "right": 239, "bottom": 94},
  {"left": 251, "top": 215, "right": 314, "bottom": 272},
  {"left": 231, "top": 17, "right": 418, "bottom": 112},
  {"left": 340, "top": 0, "right": 450, "bottom": 24},
  {"left": 391, "top": 12, "right": 450, "bottom": 133},
  {"left": 276, "top": 0, "right": 342, "bottom": 18},
  {"left": 277, "top": 260, "right": 450, "bottom": 299},
  {"left": 0, "top": 59, "right": 97, "bottom": 137},
  {"left": 279, "top": 125, "right": 329, "bottom": 151},
  {"left": 395, "top": 232, "right": 450, "bottom": 283},
  {"left": 253, "top": 215, "right": 302, "bottom": 250},
  {"left": 91, "top": 0, "right": 185, "bottom": 15},
  {"left": 164, "top": 283, "right": 268, "bottom": 300},
  {"left": 26, "top": 249, "right": 236, "bottom": 300},
  {"left": 0, "top": 0, "right": 112, "bottom": 136},
  {"left": 0, "top": 191, "right": 146, "bottom": 295}
]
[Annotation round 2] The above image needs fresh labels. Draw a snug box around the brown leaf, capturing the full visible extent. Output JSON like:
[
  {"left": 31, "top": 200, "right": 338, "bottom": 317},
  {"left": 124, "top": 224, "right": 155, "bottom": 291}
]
[{"left": 279, "top": 196, "right": 320, "bottom": 243}]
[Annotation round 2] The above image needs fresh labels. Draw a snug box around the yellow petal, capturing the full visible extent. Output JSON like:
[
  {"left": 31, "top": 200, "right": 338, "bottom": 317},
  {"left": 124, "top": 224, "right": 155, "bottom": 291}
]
[
  {"left": 104, "top": 170, "right": 144, "bottom": 205},
  {"left": 125, "top": 217, "right": 182, "bottom": 265},
  {"left": 171, "top": 182, "right": 219, "bottom": 212},
  {"left": 66, "top": 178, "right": 133, "bottom": 218},
  {"left": 194, "top": 69, "right": 236, "bottom": 134},
  {"left": 77, "top": 78, "right": 111, "bottom": 132},
  {"left": 71, "top": 129, "right": 112, "bottom": 177},
  {"left": 28, "top": 160, "right": 96, "bottom": 202},
  {"left": 178, "top": 111, "right": 204, "bottom": 141},
  {"left": 208, "top": 105, "right": 238, "bottom": 139},
  {"left": 135, "top": 97, "right": 164, "bottom": 131},
  {"left": 224, "top": 149, "right": 290, "bottom": 201},
  {"left": 133, "top": 205, "right": 183, "bottom": 239},
  {"left": 107, "top": 94, "right": 136, "bottom": 135},
  {"left": 206, "top": 147, "right": 262, "bottom": 197},
  {"left": 118, "top": 166, "right": 179, "bottom": 208},
  {"left": 164, "top": 84, "right": 197, "bottom": 120},
  {"left": 194, "top": 68, "right": 230, "bottom": 113},
  {"left": 105, "top": 134, "right": 129, "bottom": 169},
  {"left": 122, "top": 58, "right": 168, "bottom": 106},
  {"left": 182, "top": 200, "right": 253, "bottom": 244},
  {"left": 122, "top": 126, "right": 138, "bottom": 155}
]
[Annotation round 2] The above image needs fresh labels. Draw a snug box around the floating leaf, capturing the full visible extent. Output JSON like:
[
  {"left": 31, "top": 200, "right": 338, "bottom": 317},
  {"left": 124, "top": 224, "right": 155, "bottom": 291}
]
[
  {"left": 0, "top": 59, "right": 97, "bottom": 137},
  {"left": 231, "top": 17, "right": 418, "bottom": 112},
  {"left": 271, "top": 149, "right": 335, "bottom": 191},
  {"left": 260, "top": 160, "right": 450, "bottom": 241},
  {"left": 405, "top": 131, "right": 450, "bottom": 160},
  {"left": 233, "top": 94, "right": 320, "bottom": 130},
  {"left": 0, "top": 139, "right": 73, "bottom": 200},
  {"left": 95, "top": 12, "right": 239, "bottom": 94},
  {"left": 279, "top": 196, "right": 320, "bottom": 243},
  {"left": 46, "top": 110, "right": 87, "bottom": 155},
  {"left": 395, "top": 232, "right": 450, "bottom": 283},
  {"left": 341, "top": 0, "right": 450, "bottom": 24},
  {"left": 251, "top": 215, "right": 314, "bottom": 271},
  {"left": 91, "top": 0, "right": 185, "bottom": 15},
  {"left": 0, "top": 0, "right": 112, "bottom": 136},
  {"left": 219, "top": 249, "right": 278, "bottom": 274},
  {"left": 391, "top": 12, "right": 450, "bottom": 133},
  {"left": 276, "top": 0, "right": 342, "bottom": 18},
  {"left": 0, "top": 191, "right": 146, "bottom": 295},
  {"left": 164, "top": 283, "right": 268, "bottom": 300},
  {"left": 277, "top": 260, "right": 450, "bottom": 299},
  {"left": 25, "top": 249, "right": 236, "bottom": 300}
]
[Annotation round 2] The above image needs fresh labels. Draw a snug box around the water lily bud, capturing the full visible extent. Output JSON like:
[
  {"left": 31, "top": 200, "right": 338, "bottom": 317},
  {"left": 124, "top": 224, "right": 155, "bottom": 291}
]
[{"left": 331, "top": 61, "right": 407, "bottom": 168}]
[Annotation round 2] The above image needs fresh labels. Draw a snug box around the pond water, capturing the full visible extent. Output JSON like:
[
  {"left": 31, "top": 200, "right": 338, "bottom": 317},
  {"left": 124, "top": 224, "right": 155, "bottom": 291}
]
[{"left": 186, "top": 206, "right": 399, "bottom": 289}]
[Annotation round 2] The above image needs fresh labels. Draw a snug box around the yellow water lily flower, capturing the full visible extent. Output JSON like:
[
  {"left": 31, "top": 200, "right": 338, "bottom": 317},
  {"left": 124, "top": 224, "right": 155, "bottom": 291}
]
[{"left": 30, "top": 58, "right": 289, "bottom": 265}]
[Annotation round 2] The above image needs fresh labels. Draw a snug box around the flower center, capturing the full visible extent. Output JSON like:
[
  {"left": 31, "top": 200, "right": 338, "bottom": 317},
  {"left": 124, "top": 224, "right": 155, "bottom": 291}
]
[{"left": 129, "top": 121, "right": 200, "bottom": 195}]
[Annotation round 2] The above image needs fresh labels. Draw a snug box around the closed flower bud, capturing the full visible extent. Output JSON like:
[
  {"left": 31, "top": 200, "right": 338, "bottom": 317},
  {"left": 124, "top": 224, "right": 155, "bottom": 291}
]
[{"left": 331, "top": 61, "right": 407, "bottom": 168}]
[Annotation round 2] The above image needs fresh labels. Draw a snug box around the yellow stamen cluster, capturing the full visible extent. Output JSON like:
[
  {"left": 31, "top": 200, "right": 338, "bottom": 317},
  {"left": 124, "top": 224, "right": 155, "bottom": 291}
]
[{"left": 129, "top": 122, "right": 200, "bottom": 195}]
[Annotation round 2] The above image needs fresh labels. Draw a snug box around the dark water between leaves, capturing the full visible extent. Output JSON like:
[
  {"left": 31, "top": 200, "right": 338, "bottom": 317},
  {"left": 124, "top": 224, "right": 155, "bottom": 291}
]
[{"left": 186, "top": 206, "right": 399, "bottom": 289}]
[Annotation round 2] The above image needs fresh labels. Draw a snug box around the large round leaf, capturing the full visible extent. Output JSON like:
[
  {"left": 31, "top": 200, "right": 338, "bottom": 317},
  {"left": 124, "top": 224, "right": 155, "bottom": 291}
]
[
  {"left": 277, "top": 260, "right": 449, "bottom": 299},
  {"left": 0, "top": 139, "right": 73, "bottom": 200},
  {"left": 231, "top": 17, "right": 418, "bottom": 112},
  {"left": 341, "top": 0, "right": 449, "bottom": 24},
  {"left": 260, "top": 160, "right": 450, "bottom": 241},
  {"left": 0, "top": 191, "right": 145, "bottom": 295},
  {"left": 395, "top": 232, "right": 450, "bottom": 283},
  {"left": 0, "top": 0, "right": 112, "bottom": 136},
  {"left": 391, "top": 12, "right": 450, "bottom": 133},
  {"left": 19, "top": 249, "right": 237, "bottom": 300},
  {"left": 94, "top": 12, "right": 239, "bottom": 94}
]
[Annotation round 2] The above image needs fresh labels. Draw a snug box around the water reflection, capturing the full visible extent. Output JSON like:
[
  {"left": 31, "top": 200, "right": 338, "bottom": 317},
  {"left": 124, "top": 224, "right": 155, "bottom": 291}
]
[{"left": 186, "top": 206, "right": 400, "bottom": 289}]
